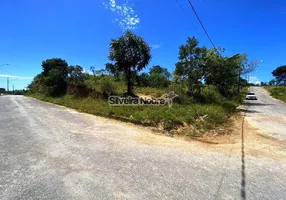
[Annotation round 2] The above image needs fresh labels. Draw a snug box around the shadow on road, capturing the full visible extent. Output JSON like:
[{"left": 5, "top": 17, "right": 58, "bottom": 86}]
[
  {"left": 243, "top": 102, "right": 273, "bottom": 106},
  {"left": 236, "top": 108, "right": 260, "bottom": 114},
  {"left": 214, "top": 110, "right": 247, "bottom": 200}
]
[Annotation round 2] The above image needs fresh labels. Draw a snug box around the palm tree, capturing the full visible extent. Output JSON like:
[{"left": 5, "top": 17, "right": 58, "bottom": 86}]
[{"left": 108, "top": 31, "right": 151, "bottom": 95}]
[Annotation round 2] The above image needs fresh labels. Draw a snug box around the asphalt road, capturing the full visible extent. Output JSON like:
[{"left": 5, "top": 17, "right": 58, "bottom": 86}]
[
  {"left": 243, "top": 87, "right": 286, "bottom": 141},
  {"left": 0, "top": 95, "right": 286, "bottom": 200}
]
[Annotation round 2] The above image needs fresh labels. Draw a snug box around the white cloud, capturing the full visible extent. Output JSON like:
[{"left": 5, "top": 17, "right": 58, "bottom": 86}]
[
  {"left": 248, "top": 76, "right": 260, "bottom": 85},
  {"left": 151, "top": 44, "right": 160, "bottom": 49},
  {"left": 0, "top": 74, "right": 33, "bottom": 80},
  {"left": 102, "top": 0, "right": 140, "bottom": 31}
]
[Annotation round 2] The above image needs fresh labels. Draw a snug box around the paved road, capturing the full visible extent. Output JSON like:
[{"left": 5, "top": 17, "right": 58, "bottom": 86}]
[
  {"left": 243, "top": 87, "right": 286, "bottom": 141},
  {"left": 0, "top": 95, "right": 286, "bottom": 200}
]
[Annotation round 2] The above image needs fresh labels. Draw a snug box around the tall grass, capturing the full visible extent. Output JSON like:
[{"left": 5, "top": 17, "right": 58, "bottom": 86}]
[
  {"left": 28, "top": 92, "right": 235, "bottom": 137},
  {"left": 264, "top": 86, "right": 286, "bottom": 103},
  {"left": 27, "top": 82, "right": 246, "bottom": 138}
]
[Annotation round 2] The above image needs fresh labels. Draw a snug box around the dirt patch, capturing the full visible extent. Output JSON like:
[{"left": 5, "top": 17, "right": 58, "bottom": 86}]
[
  {"left": 135, "top": 114, "right": 286, "bottom": 159},
  {"left": 188, "top": 114, "right": 286, "bottom": 159},
  {"left": 136, "top": 93, "right": 154, "bottom": 100},
  {"left": 73, "top": 107, "right": 286, "bottom": 159}
]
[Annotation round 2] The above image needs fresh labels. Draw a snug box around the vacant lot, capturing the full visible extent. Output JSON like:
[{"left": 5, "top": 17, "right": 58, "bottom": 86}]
[{"left": 28, "top": 92, "right": 244, "bottom": 138}]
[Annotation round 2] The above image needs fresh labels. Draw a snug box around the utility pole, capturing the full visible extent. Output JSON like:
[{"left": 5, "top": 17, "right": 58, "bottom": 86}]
[
  {"left": 7, "top": 77, "right": 9, "bottom": 92},
  {"left": 13, "top": 84, "right": 14, "bottom": 93}
]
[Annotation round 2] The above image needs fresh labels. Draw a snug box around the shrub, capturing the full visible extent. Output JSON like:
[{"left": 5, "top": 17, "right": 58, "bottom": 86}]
[
  {"left": 100, "top": 79, "right": 118, "bottom": 98},
  {"left": 198, "top": 85, "right": 224, "bottom": 104},
  {"left": 148, "top": 74, "right": 170, "bottom": 88},
  {"left": 67, "top": 84, "right": 89, "bottom": 98}
]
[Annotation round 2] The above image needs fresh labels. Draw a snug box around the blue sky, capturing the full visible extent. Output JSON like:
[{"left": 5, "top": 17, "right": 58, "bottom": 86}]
[{"left": 0, "top": 0, "right": 286, "bottom": 90}]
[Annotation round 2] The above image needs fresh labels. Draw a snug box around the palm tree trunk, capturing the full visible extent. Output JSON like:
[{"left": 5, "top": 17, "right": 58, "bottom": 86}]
[{"left": 126, "top": 67, "right": 133, "bottom": 95}]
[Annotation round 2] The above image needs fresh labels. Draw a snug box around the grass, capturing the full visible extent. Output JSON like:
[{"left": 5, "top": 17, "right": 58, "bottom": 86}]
[
  {"left": 264, "top": 86, "right": 286, "bottom": 103},
  {"left": 27, "top": 92, "right": 241, "bottom": 138}
]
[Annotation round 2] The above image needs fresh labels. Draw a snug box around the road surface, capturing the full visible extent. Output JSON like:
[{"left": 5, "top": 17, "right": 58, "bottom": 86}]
[
  {"left": 243, "top": 87, "right": 286, "bottom": 141},
  {"left": 0, "top": 95, "right": 285, "bottom": 200}
]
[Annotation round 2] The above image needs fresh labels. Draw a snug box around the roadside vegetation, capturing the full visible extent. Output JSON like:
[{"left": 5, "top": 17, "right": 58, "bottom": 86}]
[
  {"left": 27, "top": 31, "right": 256, "bottom": 138},
  {"left": 261, "top": 65, "right": 286, "bottom": 103},
  {"left": 264, "top": 86, "right": 286, "bottom": 103}
]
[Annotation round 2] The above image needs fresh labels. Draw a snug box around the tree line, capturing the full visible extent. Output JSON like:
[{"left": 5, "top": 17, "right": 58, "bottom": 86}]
[{"left": 29, "top": 31, "right": 261, "bottom": 102}]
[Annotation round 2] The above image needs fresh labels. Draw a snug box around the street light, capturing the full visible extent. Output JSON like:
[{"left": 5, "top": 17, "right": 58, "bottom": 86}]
[{"left": 0, "top": 63, "right": 10, "bottom": 91}]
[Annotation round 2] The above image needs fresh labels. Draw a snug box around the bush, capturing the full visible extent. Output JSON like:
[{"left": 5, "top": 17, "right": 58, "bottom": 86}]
[
  {"left": 197, "top": 85, "right": 224, "bottom": 104},
  {"left": 148, "top": 74, "right": 170, "bottom": 88},
  {"left": 28, "top": 92, "right": 231, "bottom": 137},
  {"left": 67, "top": 84, "right": 89, "bottom": 98},
  {"left": 84, "top": 76, "right": 119, "bottom": 99},
  {"left": 100, "top": 79, "right": 118, "bottom": 98}
]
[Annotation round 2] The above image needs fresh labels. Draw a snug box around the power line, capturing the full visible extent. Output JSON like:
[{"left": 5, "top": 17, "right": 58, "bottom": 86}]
[
  {"left": 185, "top": 0, "right": 220, "bottom": 54},
  {"left": 175, "top": 0, "right": 197, "bottom": 30}
]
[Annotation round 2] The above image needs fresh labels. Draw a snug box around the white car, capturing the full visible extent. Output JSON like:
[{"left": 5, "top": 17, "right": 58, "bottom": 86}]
[{"left": 245, "top": 92, "right": 257, "bottom": 100}]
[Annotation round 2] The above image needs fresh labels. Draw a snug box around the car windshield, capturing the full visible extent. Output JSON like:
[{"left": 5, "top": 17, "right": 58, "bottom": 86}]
[{"left": 248, "top": 92, "right": 255, "bottom": 95}]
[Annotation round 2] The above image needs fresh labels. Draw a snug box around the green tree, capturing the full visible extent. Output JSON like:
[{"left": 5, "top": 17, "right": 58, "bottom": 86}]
[
  {"left": 205, "top": 50, "right": 245, "bottom": 97},
  {"left": 105, "top": 63, "right": 121, "bottom": 81},
  {"left": 108, "top": 31, "right": 151, "bottom": 95},
  {"left": 42, "top": 58, "right": 68, "bottom": 77},
  {"left": 260, "top": 81, "right": 267, "bottom": 86},
  {"left": 149, "top": 73, "right": 170, "bottom": 88},
  {"left": 67, "top": 65, "right": 87, "bottom": 85},
  {"left": 95, "top": 69, "right": 105, "bottom": 76},
  {"left": 28, "top": 74, "right": 45, "bottom": 92},
  {"left": 149, "top": 65, "right": 171, "bottom": 80},
  {"left": 90, "top": 66, "right": 96, "bottom": 76},
  {"left": 269, "top": 79, "right": 277, "bottom": 86},
  {"left": 242, "top": 58, "right": 259, "bottom": 75},
  {"left": 174, "top": 37, "right": 208, "bottom": 97},
  {"left": 272, "top": 65, "right": 286, "bottom": 86},
  {"left": 148, "top": 65, "right": 171, "bottom": 88},
  {"left": 239, "top": 56, "right": 259, "bottom": 93},
  {"left": 135, "top": 72, "right": 150, "bottom": 87},
  {"left": 67, "top": 65, "right": 89, "bottom": 97},
  {"left": 40, "top": 58, "right": 69, "bottom": 96}
]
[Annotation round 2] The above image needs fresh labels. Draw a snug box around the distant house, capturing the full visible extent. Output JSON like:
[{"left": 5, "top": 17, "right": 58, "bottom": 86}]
[{"left": 0, "top": 88, "right": 5, "bottom": 93}]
